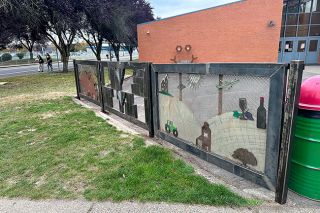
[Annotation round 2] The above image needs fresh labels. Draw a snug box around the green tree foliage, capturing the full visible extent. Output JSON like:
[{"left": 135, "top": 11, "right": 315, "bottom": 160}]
[
  {"left": 1, "top": 0, "right": 154, "bottom": 66},
  {"left": 1, "top": 53, "right": 12, "bottom": 61},
  {"left": 16, "top": 52, "right": 25, "bottom": 59}
]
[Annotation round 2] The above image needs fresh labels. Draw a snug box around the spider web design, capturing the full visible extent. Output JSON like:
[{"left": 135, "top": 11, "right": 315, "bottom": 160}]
[{"left": 186, "top": 74, "right": 203, "bottom": 90}]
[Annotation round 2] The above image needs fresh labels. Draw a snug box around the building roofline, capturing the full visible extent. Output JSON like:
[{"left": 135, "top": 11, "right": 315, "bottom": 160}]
[{"left": 138, "top": 0, "right": 245, "bottom": 26}]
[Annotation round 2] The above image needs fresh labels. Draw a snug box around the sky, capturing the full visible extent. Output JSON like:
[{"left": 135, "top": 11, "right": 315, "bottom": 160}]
[{"left": 148, "top": 0, "right": 240, "bottom": 18}]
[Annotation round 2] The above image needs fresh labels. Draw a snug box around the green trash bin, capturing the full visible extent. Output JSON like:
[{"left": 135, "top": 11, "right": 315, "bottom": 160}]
[{"left": 289, "top": 76, "right": 320, "bottom": 200}]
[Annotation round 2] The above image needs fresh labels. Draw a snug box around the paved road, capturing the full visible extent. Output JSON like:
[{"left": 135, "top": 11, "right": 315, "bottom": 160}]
[
  {"left": 0, "top": 62, "right": 73, "bottom": 78},
  {"left": 0, "top": 55, "right": 139, "bottom": 79}
]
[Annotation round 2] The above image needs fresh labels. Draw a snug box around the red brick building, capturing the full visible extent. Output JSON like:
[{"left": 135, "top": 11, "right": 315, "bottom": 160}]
[{"left": 137, "top": 0, "right": 283, "bottom": 64}]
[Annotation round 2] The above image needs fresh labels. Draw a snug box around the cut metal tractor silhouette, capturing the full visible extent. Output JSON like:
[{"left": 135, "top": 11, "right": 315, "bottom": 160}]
[{"left": 165, "top": 120, "right": 178, "bottom": 137}]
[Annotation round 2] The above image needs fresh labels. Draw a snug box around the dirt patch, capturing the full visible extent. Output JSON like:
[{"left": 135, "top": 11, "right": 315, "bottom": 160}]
[
  {"left": 99, "top": 150, "right": 111, "bottom": 157},
  {"left": 120, "top": 134, "right": 130, "bottom": 138},
  {"left": 35, "top": 175, "right": 47, "bottom": 188},
  {"left": 5, "top": 177, "right": 18, "bottom": 187},
  {"left": 63, "top": 178, "right": 87, "bottom": 194},
  {"left": 18, "top": 128, "right": 37, "bottom": 134},
  {"left": 41, "top": 112, "right": 57, "bottom": 119}
]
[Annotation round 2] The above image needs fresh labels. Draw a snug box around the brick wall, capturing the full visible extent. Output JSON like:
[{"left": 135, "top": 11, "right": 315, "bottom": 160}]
[{"left": 137, "top": 0, "right": 283, "bottom": 63}]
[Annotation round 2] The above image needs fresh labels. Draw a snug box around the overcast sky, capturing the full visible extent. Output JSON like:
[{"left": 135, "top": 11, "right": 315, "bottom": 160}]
[{"left": 148, "top": 0, "right": 240, "bottom": 18}]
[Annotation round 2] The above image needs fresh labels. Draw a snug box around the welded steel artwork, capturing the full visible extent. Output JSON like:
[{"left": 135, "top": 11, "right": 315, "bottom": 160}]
[
  {"left": 79, "top": 66, "right": 99, "bottom": 101},
  {"left": 232, "top": 148, "right": 258, "bottom": 166},
  {"left": 257, "top": 97, "right": 267, "bottom": 129},
  {"left": 196, "top": 122, "right": 212, "bottom": 152}
]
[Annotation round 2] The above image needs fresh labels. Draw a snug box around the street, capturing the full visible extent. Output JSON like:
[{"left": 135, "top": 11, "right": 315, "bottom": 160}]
[
  {"left": 0, "top": 55, "right": 139, "bottom": 78},
  {"left": 0, "top": 62, "right": 74, "bottom": 78}
]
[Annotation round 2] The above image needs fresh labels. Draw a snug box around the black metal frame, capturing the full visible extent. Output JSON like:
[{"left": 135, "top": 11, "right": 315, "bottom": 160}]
[{"left": 151, "top": 63, "right": 287, "bottom": 190}]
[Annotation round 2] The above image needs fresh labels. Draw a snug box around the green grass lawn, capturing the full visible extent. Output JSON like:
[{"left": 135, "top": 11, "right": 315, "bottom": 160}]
[
  {"left": 0, "top": 73, "right": 259, "bottom": 206},
  {"left": 0, "top": 72, "right": 75, "bottom": 99}
]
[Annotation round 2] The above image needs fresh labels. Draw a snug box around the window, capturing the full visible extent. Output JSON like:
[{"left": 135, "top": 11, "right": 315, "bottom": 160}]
[
  {"left": 282, "top": 14, "right": 286, "bottom": 26},
  {"left": 310, "top": 25, "right": 320, "bottom": 36},
  {"left": 285, "top": 26, "right": 297, "bottom": 37},
  {"left": 285, "top": 41, "right": 294, "bottom": 52},
  {"left": 297, "top": 40, "right": 306, "bottom": 52},
  {"left": 299, "top": 13, "right": 310, "bottom": 25},
  {"left": 297, "top": 25, "right": 309, "bottom": 36},
  {"left": 312, "top": 0, "right": 320, "bottom": 12},
  {"left": 311, "top": 12, "right": 320, "bottom": 24},
  {"left": 309, "top": 40, "right": 318, "bottom": 52},
  {"left": 300, "top": 0, "right": 312, "bottom": 13},
  {"left": 283, "top": 1, "right": 287, "bottom": 13},
  {"left": 279, "top": 41, "right": 282, "bottom": 52},
  {"left": 286, "top": 14, "right": 298, "bottom": 25},
  {"left": 287, "top": 0, "right": 300, "bottom": 13},
  {"left": 281, "top": 26, "right": 285, "bottom": 37}
]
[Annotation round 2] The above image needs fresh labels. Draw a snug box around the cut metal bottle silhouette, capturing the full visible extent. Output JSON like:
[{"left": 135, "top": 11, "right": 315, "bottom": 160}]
[{"left": 257, "top": 97, "right": 267, "bottom": 129}]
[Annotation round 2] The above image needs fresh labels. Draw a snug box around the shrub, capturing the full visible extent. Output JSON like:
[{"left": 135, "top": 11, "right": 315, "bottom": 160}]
[
  {"left": 1, "top": 53, "right": 12, "bottom": 62},
  {"left": 16, "top": 52, "right": 25, "bottom": 60}
]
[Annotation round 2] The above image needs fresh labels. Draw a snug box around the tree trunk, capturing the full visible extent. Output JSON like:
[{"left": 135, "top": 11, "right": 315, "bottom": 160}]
[
  {"left": 125, "top": 45, "right": 134, "bottom": 61},
  {"left": 96, "top": 40, "right": 102, "bottom": 61},
  {"left": 29, "top": 51, "right": 33, "bottom": 60},
  {"left": 129, "top": 47, "right": 133, "bottom": 61},
  {"left": 62, "top": 55, "right": 69, "bottom": 72},
  {"left": 115, "top": 51, "right": 120, "bottom": 62}
]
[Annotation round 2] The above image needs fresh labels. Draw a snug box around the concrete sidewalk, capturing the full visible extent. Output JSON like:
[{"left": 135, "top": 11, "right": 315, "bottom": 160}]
[{"left": 0, "top": 199, "right": 319, "bottom": 213}]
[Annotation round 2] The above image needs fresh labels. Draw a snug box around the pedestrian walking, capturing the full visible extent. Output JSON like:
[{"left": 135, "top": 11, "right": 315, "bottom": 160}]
[
  {"left": 37, "top": 55, "right": 44, "bottom": 72},
  {"left": 46, "top": 53, "right": 53, "bottom": 72}
]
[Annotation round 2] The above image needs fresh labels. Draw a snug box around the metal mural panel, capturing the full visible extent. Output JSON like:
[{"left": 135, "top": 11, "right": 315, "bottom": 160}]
[
  {"left": 101, "top": 62, "right": 154, "bottom": 136},
  {"left": 152, "top": 63, "right": 287, "bottom": 190},
  {"left": 74, "top": 61, "right": 102, "bottom": 105}
]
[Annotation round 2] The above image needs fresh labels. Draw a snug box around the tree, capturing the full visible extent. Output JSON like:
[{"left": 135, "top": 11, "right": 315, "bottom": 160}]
[
  {"left": 0, "top": 7, "right": 15, "bottom": 50},
  {"left": 102, "top": 0, "right": 133, "bottom": 62},
  {"left": 33, "top": 0, "right": 81, "bottom": 72},
  {"left": 123, "top": 0, "right": 154, "bottom": 61},
  {"left": 15, "top": 25, "right": 43, "bottom": 59},
  {"left": 77, "top": 0, "right": 112, "bottom": 61},
  {"left": 16, "top": 52, "right": 25, "bottom": 59}
]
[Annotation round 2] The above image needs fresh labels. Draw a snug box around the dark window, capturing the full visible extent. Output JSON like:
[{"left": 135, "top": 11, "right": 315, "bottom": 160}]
[
  {"left": 311, "top": 12, "right": 320, "bottom": 24},
  {"left": 286, "top": 14, "right": 298, "bottom": 25},
  {"left": 281, "top": 26, "right": 285, "bottom": 37},
  {"left": 279, "top": 41, "right": 282, "bottom": 52},
  {"left": 313, "top": 0, "right": 320, "bottom": 12},
  {"left": 297, "top": 40, "right": 306, "bottom": 52},
  {"left": 299, "top": 13, "right": 310, "bottom": 25},
  {"left": 309, "top": 40, "right": 318, "bottom": 51},
  {"left": 283, "top": 2, "right": 287, "bottom": 13},
  {"left": 310, "top": 25, "right": 320, "bottom": 36},
  {"left": 285, "top": 41, "right": 294, "bottom": 52},
  {"left": 282, "top": 14, "right": 286, "bottom": 26},
  {"left": 285, "top": 26, "right": 297, "bottom": 37},
  {"left": 300, "top": 0, "right": 312, "bottom": 13},
  {"left": 287, "top": 0, "right": 300, "bottom": 13},
  {"left": 297, "top": 25, "right": 309, "bottom": 36}
]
